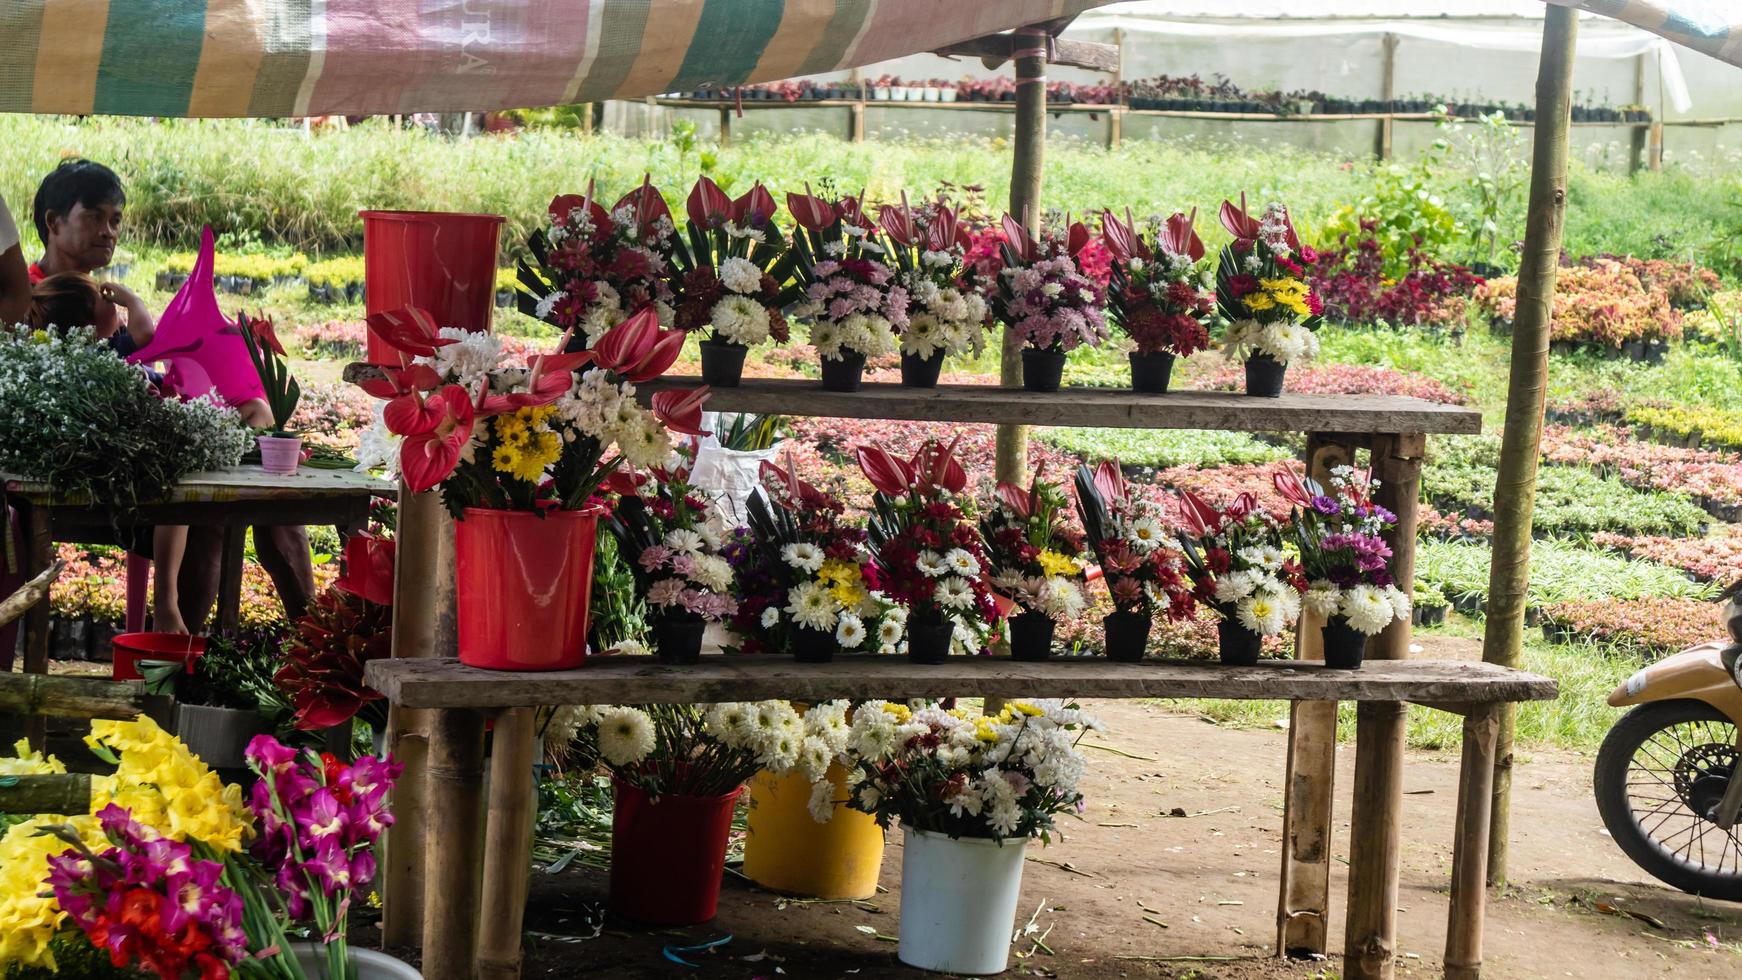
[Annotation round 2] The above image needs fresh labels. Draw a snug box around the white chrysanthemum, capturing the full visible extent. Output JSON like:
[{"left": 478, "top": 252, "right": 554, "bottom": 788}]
[
  {"left": 1214, "top": 570, "right": 1259, "bottom": 605},
  {"left": 1342, "top": 583, "right": 1397, "bottom": 635},
  {"left": 760, "top": 606, "right": 780, "bottom": 629},
  {"left": 786, "top": 580, "right": 840, "bottom": 631},
  {"left": 1385, "top": 584, "right": 1412, "bottom": 621},
  {"left": 807, "top": 777, "right": 838, "bottom": 824},
  {"left": 944, "top": 548, "right": 981, "bottom": 578},
  {"left": 664, "top": 528, "right": 705, "bottom": 555},
  {"left": 581, "top": 303, "right": 626, "bottom": 346},
  {"left": 709, "top": 294, "right": 772, "bottom": 347},
  {"left": 533, "top": 291, "right": 561, "bottom": 321},
  {"left": 1128, "top": 517, "right": 1164, "bottom": 553},
  {"left": 901, "top": 312, "right": 946, "bottom": 359},
  {"left": 782, "top": 542, "right": 825, "bottom": 573},
  {"left": 798, "top": 735, "right": 833, "bottom": 783},
  {"left": 1303, "top": 581, "right": 1343, "bottom": 619},
  {"left": 353, "top": 402, "right": 401, "bottom": 477},
  {"left": 916, "top": 550, "right": 949, "bottom": 578},
  {"left": 691, "top": 554, "right": 733, "bottom": 593},
  {"left": 1236, "top": 590, "right": 1287, "bottom": 636},
  {"left": 1039, "top": 577, "right": 1086, "bottom": 621},
  {"left": 596, "top": 707, "right": 656, "bottom": 767},
  {"left": 431, "top": 327, "right": 505, "bottom": 392},
  {"left": 718, "top": 256, "right": 764, "bottom": 294},
  {"left": 704, "top": 702, "right": 754, "bottom": 746},
  {"left": 836, "top": 613, "right": 867, "bottom": 648},
  {"left": 936, "top": 577, "right": 975, "bottom": 610}
]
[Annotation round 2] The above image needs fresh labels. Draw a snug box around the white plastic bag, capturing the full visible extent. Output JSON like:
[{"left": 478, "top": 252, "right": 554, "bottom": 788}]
[{"left": 688, "top": 412, "right": 782, "bottom": 528}]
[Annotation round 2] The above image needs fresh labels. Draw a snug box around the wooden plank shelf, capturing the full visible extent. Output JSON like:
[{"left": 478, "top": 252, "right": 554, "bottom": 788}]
[
  {"left": 366, "top": 656, "right": 1557, "bottom": 710},
  {"left": 635, "top": 377, "right": 1482, "bottom": 435}
]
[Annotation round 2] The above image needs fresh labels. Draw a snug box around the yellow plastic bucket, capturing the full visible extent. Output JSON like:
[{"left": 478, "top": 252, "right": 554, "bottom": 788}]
[{"left": 742, "top": 763, "right": 886, "bottom": 899}]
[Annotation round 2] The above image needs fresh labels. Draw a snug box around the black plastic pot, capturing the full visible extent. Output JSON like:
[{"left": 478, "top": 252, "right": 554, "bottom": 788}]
[
  {"left": 792, "top": 625, "right": 837, "bottom": 664},
  {"left": 1022, "top": 347, "right": 1066, "bottom": 393},
  {"left": 1103, "top": 609, "right": 1152, "bottom": 662},
  {"left": 653, "top": 613, "right": 706, "bottom": 665},
  {"left": 907, "top": 614, "right": 954, "bottom": 664},
  {"left": 1244, "top": 354, "right": 1287, "bottom": 398},
  {"left": 700, "top": 339, "right": 749, "bottom": 387},
  {"left": 1008, "top": 611, "right": 1056, "bottom": 662},
  {"left": 1129, "top": 350, "right": 1176, "bottom": 394},
  {"left": 1217, "top": 618, "right": 1263, "bottom": 666},
  {"left": 900, "top": 350, "right": 945, "bottom": 388},
  {"left": 820, "top": 351, "right": 867, "bottom": 392},
  {"left": 1321, "top": 616, "right": 1367, "bottom": 670}
]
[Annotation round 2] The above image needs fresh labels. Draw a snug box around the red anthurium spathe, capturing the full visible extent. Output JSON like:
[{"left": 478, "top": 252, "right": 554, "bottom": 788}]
[
  {"left": 911, "top": 436, "right": 967, "bottom": 494},
  {"left": 1226, "top": 491, "right": 1259, "bottom": 521},
  {"left": 760, "top": 452, "right": 832, "bottom": 510},
  {"left": 601, "top": 468, "right": 648, "bottom": 498},
  {"left": 1090, "top": 459, "right": 1126, "bottom": 509},
  {"left": 996, "top": 481, "right": 1034, "bottom": 519},
  {"left": 1175, "top": 490, "right": 1221, "bottom": 537},
  {"left": 786, "top": 188, "right": 837, "bottom": 232},
  {"left": 1099, "top": 210, "right": 1138, "bottom": 263},
  {"left": 334, "top": 532, "right": 396, "bottom": 607},
  {"left": 686, "top": 175, "right": 734, "bottom": 228},
  {"left": 1219, "top": 193, "right": 1262, "bottom": 242},
  {"left": 397, "top": 386, "right": 475, "bottom": 493},
  {"left": 836, "top": 191, "right": 874, "bottom": 231},
  {"left": 247, "top": 313, "right": 287, "bottom": 357},
  {"left": 615, "top": 176, "right": 671, "bottom": 240},
  {"left": 926, "top": 203, "right": 965, "bottom": 252},
  {"left": 651, "top": 386, "right": 712, "bottom": 437},
  {"left": 592, "top": 307, "right": 684, "bottom": 383},
  {"left": 878, "top": 191, "right": 918, "bottom": 246},
  {"left": 1160, "top": 209, "right": 1205, "bottom": 262},
  {"left": 856, "top": 444, "right": 916, "bottom": 496},
  {"left": 478, "top": 369, "right": 573, "bottom": 416},
  {"left": 1066, "top": 220, "right": 1092, "bottom": 257},
  {"left": 357, "top": 363, "right": 442, "bottom": 400},
  {"left": 1272, "top": 465, "right": 1317, "bottom": 509},
  {"left": 1000, "top": 213, "right": 1037, "bottom": 263},
  {"left": 733, "top": 182, "right": 778, "bottom": 227},
  {"left": 366, "top": 307, "right": 453, "bottom": 360}
]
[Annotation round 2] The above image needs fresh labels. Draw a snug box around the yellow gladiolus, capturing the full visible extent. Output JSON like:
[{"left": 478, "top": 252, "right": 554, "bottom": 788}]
[{"left": 0, "top": 815, "right": 101, "bottom": 970}]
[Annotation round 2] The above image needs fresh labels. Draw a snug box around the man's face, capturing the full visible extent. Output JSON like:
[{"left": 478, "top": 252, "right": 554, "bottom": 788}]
[{"left": 47, "top": 200, "right": 122, "bottom": 272}]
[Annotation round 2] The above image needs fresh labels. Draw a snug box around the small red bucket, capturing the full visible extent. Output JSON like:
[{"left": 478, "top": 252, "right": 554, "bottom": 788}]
[
  {"left": 361, "top": 209, "right": 505, "bottom": 365},
  {"left": 454, "top": 507, "right": 597, "bottom": 671},
  {"left": 609, "top": 780, "right": 744, "bottom": 926},
  {"left": 112, "top": 633, "right": 206, "bottom": 681}
]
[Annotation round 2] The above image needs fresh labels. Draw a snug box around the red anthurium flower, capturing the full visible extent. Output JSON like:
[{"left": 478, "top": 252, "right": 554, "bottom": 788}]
[
  {"left": 478, "top": 369, "right": 573, "bottom": 417},
  {"left": 1000, "top": 213, "right": 1036, "bottom": 263},
  {"left": 1161, "top": 209, "right": 1205, "bottom": 262},
  {"left": 786, "top": 188, "right": 837, "bottom": 232},
  {"left": 614, "top": 176, "right": 671, "bottom": 239},
  {"left": 686, "top": 175, "right": 734, "bottom": 228},
  {"left": 1066, "top": 220, "right": 1092, "bottom": 257},
  {"left": 651, "top": 386, "right": 712, "bottom": 437},
  {"left": 911, "top": 436, "right": 967, "bottom": 493},
  {"left": 357, "top": 363, "right": 443, "bottom": 400},
  {"left": 836, "top": 191, "right": 874, "bottom": 231},
  {"left": 926, "top": 204, "right": 962, "bottom": 253},
  {"left": 246, "top": 312, "right": 287, "bottom": 357},
  {"left": 856, "top": 444, "right": 915, "bottom": 496},
  {"left": 335, "top": 532, "right": 396, "bottom": 607},
  {"left": 601, "top": 469, "right": 648, "bottom": 497},
  {"left": 1091, "top": 459, "right": 1126, "bottom": 507},
  {"left": 550, "top": 193, "right": 588, "bottom": 221},
  {"left": 760, "top": 451, "right": 832, "bottom": 509},
  {"left": 1099, "top": 210, "right": 1138, "bottom": 263},
  {"left": 1226, "top": 491, "right": 1259, "bottom": 520},
  {"left": 1272, "top": 465, "right": 1316, "bottom": 509},
  {"left": 733, "top": 182, "right": 778, "bottom": 227},
  {"left": 878, "top": 191, "right": 917, "bottom": 246},
  {"left": 366, "top": 307, "right": 453, "bottom": 360},
  {"left": 996, "top": 481, "right": 1034, "bottom": 519},
  {"left": 397, "top": 386, "right": 474, "bottom": 493},
  {"left": 1220, "top": 193, "right": 1261, "bottom": 242},
  {"left": 1175, "top": 490, "right": 1221, "bottom": 537}
]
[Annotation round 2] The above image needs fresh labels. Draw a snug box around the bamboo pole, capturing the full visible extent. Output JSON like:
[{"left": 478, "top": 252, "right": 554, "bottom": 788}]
[
  {"left": 0, "top": 559, "right": 61, "bottom": 629},
  {"left": 477, "top": 708, "right": 539, "bottom": 980},
  {"left": 422, "top": 707, "right": 487, "bottom": 980},
  {"left": 22, "top": 503, "right": 51, "bottom": 748},
  {"left": 1484, "top": 4, "right": 1578, "bottom": 888},
  {"left": 0, "top": 773, "right": 91, "bottom": 814},
  {"left": 0, "top": 672, "right": 165, "bottom": 721},
  {"left": 1445, "top": 704, "right": 1501, "bottom": 978},
  {"left": 996, "top": 27, "right": 1048, "bottom": 488}
]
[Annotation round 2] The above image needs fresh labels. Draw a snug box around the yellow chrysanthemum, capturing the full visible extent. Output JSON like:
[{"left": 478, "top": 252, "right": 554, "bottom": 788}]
[
  {"left": 0, "top": 814, "right": 102, "bottom": 970},
  {"left": 1243, "top": 291, "right": 1276, "bottom": 312},
  {"left": 974, "top": 719, "right": 1001, "bottom": 743},
  {"left": 1035, "top": 549, "right": 1081, "bottom": 579},
  {"left": 1010, "top": 701, "right": 1044, "bottom": 717},
  {"left": 0, "top": 738, "right": 64, "bottom": 776},
  {"left": 818, "top": 559, "right": 862, "bottom": 587},
  {"left": 882, "top": 703, "right": 912, "bottom": 723},
  {"left": 829, "top": 583, "right": 868, "bottom": 609}
]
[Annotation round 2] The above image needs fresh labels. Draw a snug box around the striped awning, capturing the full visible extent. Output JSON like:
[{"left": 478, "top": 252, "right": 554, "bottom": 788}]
[{"left": 0, "top": 1, "right": 1732, "bottom": 119}]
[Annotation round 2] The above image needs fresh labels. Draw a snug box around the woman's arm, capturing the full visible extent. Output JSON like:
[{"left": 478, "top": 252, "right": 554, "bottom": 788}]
[
  {"left": 100, "top": 282, "right": 155, "bottom": 347},
  {"left": 0, "top": 194, "right": 27, "bottom": 325}
]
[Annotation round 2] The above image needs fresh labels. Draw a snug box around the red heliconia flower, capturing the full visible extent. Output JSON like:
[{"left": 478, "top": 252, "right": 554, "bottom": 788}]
[
  {"left": 1220, "top": 193, "right": 1262, "bottom": 242},
  {"left": 335, "top": 532, "right": 395, "bottom": 607},
  {"left": 856, "top": 444, "right": 916, "bottom": 496},
  {"left": 651, "top": 386, "right": 712, "bottom": 437},
  {"left": 1272, "top": 465, "right": 1316, "bottom": 509},
  {"left": 733, "top": 182, "right": 778, "bottom": 227},
  {"left": 366, "top": 307, "right": 453, "bottom": 360},
  {"left": 1160, "top": 209, "right": 1205, "bottom": 262},
  {"left": 686, "top": 175, "right": 734, "bottom": 228},
  {"left": 356, "top": 363, "right": 442, "bottom": 400},
  {"left": 393, "top": 385, "right": 475, "bottom": 493},
  {"left": 786, "top": 187, "right": 838, "bottom": 232},
  {"left": 593, "top": 307, "right": 683, "bottom": 383}
]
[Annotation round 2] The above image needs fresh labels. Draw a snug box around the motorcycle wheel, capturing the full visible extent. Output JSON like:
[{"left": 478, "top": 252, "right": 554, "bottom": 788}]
[{"left": 1594, "top": 699, "right": 1742, "bottom": 900}]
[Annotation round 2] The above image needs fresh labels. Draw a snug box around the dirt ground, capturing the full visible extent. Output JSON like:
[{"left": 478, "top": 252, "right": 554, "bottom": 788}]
[{"left": 365, "top": 638, "right": 1742, "bottom": 980}]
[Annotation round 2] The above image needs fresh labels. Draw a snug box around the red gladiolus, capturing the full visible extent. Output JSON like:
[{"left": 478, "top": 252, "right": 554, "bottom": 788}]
[
  {"left": 1220, "top": 193, "right": 1261, "bottom": 242},
  {"left": 687, "top": 175, "right": 734, "bottom": 228},
  {"left": 335, "top": 532, "right": 396, "bottom": 607},
  {"left": 651, "top": 387, "right": 712, "bottom": 437},
  {"left": 856, "top": 444, "right": 915, "bottom": 496},
  {"left": 786, "top": 188, "right": 838, "bottom": 232},
  {"left": 733, "top": 182, "right": 777, "bottom": 226},
  {"left": 393, "top": 385, "right": 474, "bottom": 493},
  {"left": 366, "top": 306, "right": 453, "bottom": 360}
]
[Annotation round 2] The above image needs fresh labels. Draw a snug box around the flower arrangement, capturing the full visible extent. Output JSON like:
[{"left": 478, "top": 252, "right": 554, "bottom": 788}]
[
  {"left": 841, "top": 698, "right": 1100, "bottom": 842},
  {"left": 785, "top": 188, "right": 905, "bottom": 380},
  {"left": 736, "top": 454, "right": 894, "bottom": 660},
  {"left": 605, "top": 463, "right": 738, "bottom": 661},
  {"left": 981, "top": 465, "right": 1089, "bottom": 624},
  {"left": 568, "top": 699, "right": 847, "bottom": 798},
  {"left": 1273, "top": 465, "right": 1410, "bottom": 646},
  {"left": 1100, "top": 209, "right": 1215, "bottom": 362},
  {"left": 1072, "top": 461, "right": 1196, "bottom": 659},
  {"left": 518, "top": 181, "right": 678, "bottom": 348},
  {"left": 1177, "top": 488, "right": 1304, "bottom": 662},
  {"left": 1215, "top": 195, "right": 1323, "bottom": 386},
  {"left": 859, "top": 438, "right": 998, "bottom": 661},
  {"left": 988, "top": 211, "right": 1110, "bottom": 364},
  {"left": 877, "top": 194, "right": 989, "bottom": 377},
  {"left": 666, "top": 176, "right": 797, "bottom": 379}
]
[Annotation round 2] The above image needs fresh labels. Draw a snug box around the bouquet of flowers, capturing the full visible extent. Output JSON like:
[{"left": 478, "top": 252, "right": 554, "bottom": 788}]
[
  {"left": 1177, "top": 489, "right": 1306, "bottom": 661},
  {"left": 1273, "top": 465, "right": 1410, "bottom": 640},
  {"left": 605, "top": 462, "right": 738, "bottom": 662},
  {"left": 1100, "top": 209, "right": 1214, "bottom": 388},
  {"left": 735, "top": 453, "right": 894, "bottom": 661},
  {"left": 786, "top": 188, "right": 904, "bottom": 383},
  {"left": 989, "top": 211, "right": 1109, "bottom": 388},
  {"left": 981, "top": 464, "right": 1089, "bottom": 644},
  {"left": 1073, "top": 461, "right": 1195, "bottom": 659},
  {"left": 859, "top": 438, "right": 997, "bottom": 661},
  {"left": 667, "top": 176, "right": 798, "bottom": 382},
  {"left": 842, "top": 698, "right": 1100, "bottom": 842},
  {"left": 1215, "top": 195, "right": 1323, "bottom": 383},
  {"left": 517, "top": 180, "right": 678, "bottom": 348},
  {"left": 877, "top": 193, "right": 988, "bottom": 380},
  {"left": 358, "top": 305, "right": 703, "bottom": 507}
]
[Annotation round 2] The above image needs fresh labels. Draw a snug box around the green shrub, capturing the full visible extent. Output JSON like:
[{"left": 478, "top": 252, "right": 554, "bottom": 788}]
[
  {"left": 1624, "top": 401, "right": 1742, "bottom": 452},
  {"left": 305, "top": 256, "right": 366, "bottom": 288},
  {"left": 1424, "top": 461, "right": 1708, "bottom": 537},
  {"left": 1039, "top": 427, "right": 1292, "bottom": 469},
  {"left": 1415, "top": 537, "right": 1717, "bottom": 609}
]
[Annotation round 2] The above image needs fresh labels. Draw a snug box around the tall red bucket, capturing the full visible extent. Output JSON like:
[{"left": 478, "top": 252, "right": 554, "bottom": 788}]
[
  {"left": 361, "top": 210, "right": 505, "bottom": 364},
  {"left": 610, "top": 780, "right": 744, "bottom": 925},
  {"left": 454, "top": 507, "right": 596, "bottom": 671}
]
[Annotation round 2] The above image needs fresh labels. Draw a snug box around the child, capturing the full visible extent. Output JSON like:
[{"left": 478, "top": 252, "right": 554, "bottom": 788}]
[{"left": 28, "top": 272, "right": 155, "bottom": 343}]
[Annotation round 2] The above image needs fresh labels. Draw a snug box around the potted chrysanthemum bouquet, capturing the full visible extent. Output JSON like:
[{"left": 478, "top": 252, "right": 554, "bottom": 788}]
[
  {"left": 989, "top": 211, "right": 1110, "bottom": 392},
  {"left": 668, "top": 176, "right": 799, "bottom": 386},
  {"left": 1073, "top": 461, "right": 1196, "bottom": 661},
  {"left": 860, "top": 439, "right": 998, "bottom": 663},
  {"left": 878, "top": 193, "right": 989, "bottom": 388},
  {"left": 358, "top": 305, "right": 706, "bottom": 671},
  {"left": 606, "top": 462, "right": 738, "bottom": 664},
  {"left": 1274, "top": 465, "right": 1410, "bottom": 668},
  {"left": 571, "top": 700, "right": 847, "bottom": 925},
  {"left": 517, "top": 181, "right": 679, "bottom": 349},
  {"left": 982, "top": 464, "right": 1090, "bottom": 661},
  {"left": 843, "top": 698, "right": 1101, "bottom": 975},
  {"left": 1101, "top": 209, "right": 1215, "bottom": 394},
  {"left": 786, "top": 188, "right": 905, "bottom": 391},
  {"left": 1177, "top": 489, "right": 1306, "bottom": 665},
  {"left": 1215, "top": 194, "right": 1323, "bottom": 397}
]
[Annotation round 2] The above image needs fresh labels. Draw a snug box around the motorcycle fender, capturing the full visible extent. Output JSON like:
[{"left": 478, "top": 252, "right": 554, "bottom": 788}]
[{"left": 1609, "top": 641, "right": 1742, "bottom": 719}]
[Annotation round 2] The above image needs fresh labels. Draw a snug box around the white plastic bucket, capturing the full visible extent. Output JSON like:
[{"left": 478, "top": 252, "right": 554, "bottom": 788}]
[{"left": 897, "top": 826, "right": 1028, "bottom": 975}]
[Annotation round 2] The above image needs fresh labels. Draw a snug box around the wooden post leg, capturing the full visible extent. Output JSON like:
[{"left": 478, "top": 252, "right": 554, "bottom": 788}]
[
  {"left": 1277, "top": 435, "right": 1354, "bottom": 956},
  {"left": 1343, "top": 700, "right": 1407, "bottom": 980},
  {"left": 1445, "top": 704, "right": 1501, "bottom": 980},
  {"left": 214, "top": 526, "right": 245, "bottom": 635},
  {"left": 718, "top": 105, "right": 731, "bottom": 147},
  {"left": 21, "top": 503, "right": 51, "bottom": 748},
  {"left": 424, "top": 707, "right": 487, "bottom": 980},
  {"left": 478, "top": 708, "right": 539, "bottom": 980}
]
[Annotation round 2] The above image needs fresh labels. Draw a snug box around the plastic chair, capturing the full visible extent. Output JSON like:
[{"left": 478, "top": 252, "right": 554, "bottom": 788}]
[{"left": 125, "top": 554, "right": 149, "bottom": 633}]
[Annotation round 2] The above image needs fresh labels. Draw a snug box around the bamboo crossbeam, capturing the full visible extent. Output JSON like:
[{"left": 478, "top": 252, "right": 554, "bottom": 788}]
[{"left": 0, "top": 773, "right": 92, "bottom": 814}]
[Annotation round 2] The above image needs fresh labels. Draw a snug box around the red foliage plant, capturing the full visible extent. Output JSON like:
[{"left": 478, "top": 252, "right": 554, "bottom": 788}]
[
  {"left": 1188, "top": 361, "right": 1469, "bottom": 404},
  {"left": 1310, "top": 220, "right": 1485, "bottom": 327},
  {"left": 1540, "top": 597, "right": 1720, "bottom": 655}
]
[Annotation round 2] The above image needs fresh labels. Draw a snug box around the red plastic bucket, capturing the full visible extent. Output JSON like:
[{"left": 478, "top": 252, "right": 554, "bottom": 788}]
[
  {"left": 112, "top": 633, "right": 206, "bottom": 681},
  {"left": 454, "top": 507, "right": 597, "bottom": 671},
  {"left": 609, "top": 780, "right": 744, "bottom": 925},
  {"left": 361, "top": 209, "right": 505, "bottom": 364}
]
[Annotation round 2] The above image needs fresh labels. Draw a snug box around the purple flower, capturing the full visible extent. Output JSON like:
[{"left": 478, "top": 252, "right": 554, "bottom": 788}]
[
  {"left": 245, "top": 734, "right": 299, "bottom": 774},
  {"left": 1310, "top": 495, "right": 1340, "bottom": 515}
]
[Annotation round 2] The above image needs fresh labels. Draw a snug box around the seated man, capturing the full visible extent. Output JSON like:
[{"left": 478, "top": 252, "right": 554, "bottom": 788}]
[{"left": 31, "top": 159, "right": 318, "bottom": 629}]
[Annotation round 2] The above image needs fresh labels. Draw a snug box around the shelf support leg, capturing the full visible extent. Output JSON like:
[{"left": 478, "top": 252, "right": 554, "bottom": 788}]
[
  {"left": 997, "top": 26, "right": 1049, "bottom": 487},
  {"left": 423, "top": 707, "right": 487, "bottom": 980},
  {"left": 1445, "top": 703, "right": 1501, "bottom": 979}
]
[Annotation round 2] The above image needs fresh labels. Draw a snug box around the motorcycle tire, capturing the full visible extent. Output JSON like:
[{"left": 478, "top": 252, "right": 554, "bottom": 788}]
[{"left": 1594, "top": 699, "right": 1742, "bottom": 901}]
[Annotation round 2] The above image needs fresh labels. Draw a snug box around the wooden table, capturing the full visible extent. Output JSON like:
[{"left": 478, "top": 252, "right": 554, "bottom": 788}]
[
  {"left": 367, "top": 656, "right": 1556, "bottom": 980},
  {"left": 4, "top": 467, "right": 394, "bottom": 682}
]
